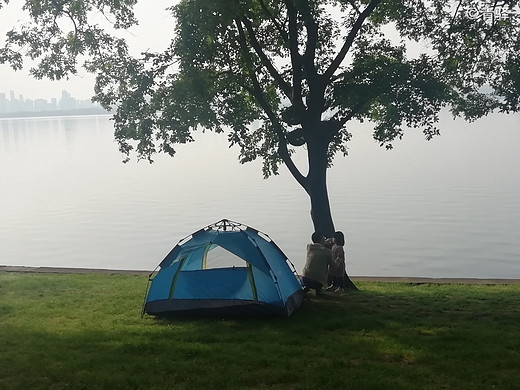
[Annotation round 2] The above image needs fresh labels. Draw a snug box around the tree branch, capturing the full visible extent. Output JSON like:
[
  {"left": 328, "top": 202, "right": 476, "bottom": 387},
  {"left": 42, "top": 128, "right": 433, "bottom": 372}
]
[
  {"left": 347, "top": 0, "right": 361, "bottom": 15},
  {"left": 235, "top": 19, "right": 307, "bottom": 188},
  {"left": 240, "top": 17, "right": 293, "bottom": 100},
  {"left": 258, "top": 0, "right": 289, "bottom": 44},
  {"left": 333, "top": 100, "right": 369, "bottom": 127},
  {"left": 448, "top": 0, "right": 463, "bottom": 31},
  {"left": 323, "top": 0, "right": 382, "bottom": 81},
  {"left": 298, "top": 1, "right": 319, "bottom": 79},
  {"left": 291, "top": 1, "right": 327, "bottom": 118},
  {"left": 284, "top": 0, "right": 303, "bottom": 105}
]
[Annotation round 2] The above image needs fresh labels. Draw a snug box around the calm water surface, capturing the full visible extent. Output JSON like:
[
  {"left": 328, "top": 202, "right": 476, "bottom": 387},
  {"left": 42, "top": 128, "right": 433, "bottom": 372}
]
[{"left": 1, "top": 113, "right": 519, "bottom": 278}]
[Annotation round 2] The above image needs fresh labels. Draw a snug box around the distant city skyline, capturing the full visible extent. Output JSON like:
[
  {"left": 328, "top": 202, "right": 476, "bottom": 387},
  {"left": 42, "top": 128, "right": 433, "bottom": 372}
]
[{"left": 0, "top": 89, "right": 102, "bottom": 114}]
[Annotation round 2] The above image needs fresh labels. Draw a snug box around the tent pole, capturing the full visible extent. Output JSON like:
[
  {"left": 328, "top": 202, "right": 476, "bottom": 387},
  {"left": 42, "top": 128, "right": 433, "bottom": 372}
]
[{"left": 141, "top": 269, "right": 157, "bottom": 318}]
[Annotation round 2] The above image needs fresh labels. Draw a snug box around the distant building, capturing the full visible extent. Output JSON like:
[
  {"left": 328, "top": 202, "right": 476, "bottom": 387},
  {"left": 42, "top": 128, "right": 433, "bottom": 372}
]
[
  {"left": 0, "top": 93, "right": 7, "bottom": 113},
  {"left": 22, "top": 98, "right": 34, "bottom": 112},
  {"left": 0, "top": 89, "right": 104, "bottom": 116},
  {"left": 58, "top": 90, "right": 76, "bottom": 110},
  {"left": 34, "top": 98, "right": 53, "bottom": 111},
  {"left": 8, "top": 91, "right": 23, "bottom": 112}
]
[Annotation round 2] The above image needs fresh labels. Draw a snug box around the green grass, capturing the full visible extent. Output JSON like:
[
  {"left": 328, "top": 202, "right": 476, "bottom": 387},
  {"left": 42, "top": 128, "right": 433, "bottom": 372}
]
[{"left": 1, "top": 272, "right": 519, "bottom": 390}]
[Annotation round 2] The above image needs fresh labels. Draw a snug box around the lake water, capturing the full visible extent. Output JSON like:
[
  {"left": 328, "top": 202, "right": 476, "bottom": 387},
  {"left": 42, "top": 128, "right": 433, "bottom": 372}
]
[{"left": 1, "top": 113, "right": 519, "bottom": 278}]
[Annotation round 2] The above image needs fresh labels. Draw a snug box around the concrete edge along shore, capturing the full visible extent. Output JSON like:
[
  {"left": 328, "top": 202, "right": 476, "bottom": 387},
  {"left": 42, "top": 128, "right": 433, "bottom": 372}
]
[{"left": 1, "top": 265, "right": 519, "bottom": 284}]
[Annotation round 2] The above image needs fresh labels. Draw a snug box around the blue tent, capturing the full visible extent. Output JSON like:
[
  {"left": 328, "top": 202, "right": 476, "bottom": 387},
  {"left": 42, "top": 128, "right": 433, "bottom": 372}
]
[{"left": 143, "top": 219, "right": 305, "bottom": 317}]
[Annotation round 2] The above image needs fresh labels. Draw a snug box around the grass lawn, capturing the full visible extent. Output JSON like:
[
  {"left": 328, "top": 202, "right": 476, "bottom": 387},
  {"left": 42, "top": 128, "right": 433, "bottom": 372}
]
[{"left": 1, "top": 271, "right": 519, "bottom": 389}]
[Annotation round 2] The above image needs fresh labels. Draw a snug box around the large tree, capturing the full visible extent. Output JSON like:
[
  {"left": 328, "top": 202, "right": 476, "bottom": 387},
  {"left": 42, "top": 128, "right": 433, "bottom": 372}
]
[{"left": 1, "top": 0, "right": 519, "bottom": 237}]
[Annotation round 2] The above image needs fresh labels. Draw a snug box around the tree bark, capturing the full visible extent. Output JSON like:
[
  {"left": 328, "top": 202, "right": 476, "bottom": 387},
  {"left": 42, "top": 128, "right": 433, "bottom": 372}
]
[
  {"left": 305, "top": 126, "right": 358, "bottom": 291},
  {"left": 306, "top": 135, "right": 335, "bottom": 237}
]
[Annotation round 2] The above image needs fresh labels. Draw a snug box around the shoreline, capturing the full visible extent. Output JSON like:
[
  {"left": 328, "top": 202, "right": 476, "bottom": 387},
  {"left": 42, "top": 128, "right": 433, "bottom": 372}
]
[
  {"left": 1, "top": 265, "right": 519, "bottom": 284},
  {"left": 0, "top": 108, "right": 110, "bottom": 119}
]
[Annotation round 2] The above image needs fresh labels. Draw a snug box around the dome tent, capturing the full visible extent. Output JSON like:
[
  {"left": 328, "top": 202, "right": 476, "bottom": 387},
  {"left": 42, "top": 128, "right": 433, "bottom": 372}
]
[{"left": 143, "top": 219, "right": 305, "bottom": 317}]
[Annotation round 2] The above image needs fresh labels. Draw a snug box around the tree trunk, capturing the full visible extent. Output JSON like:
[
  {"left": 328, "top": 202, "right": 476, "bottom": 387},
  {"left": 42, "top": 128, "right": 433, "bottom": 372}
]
[
  {"left": 306, "top": 136, "right": 335, "bottom": 237},
  {"left": 305, "top": 132, "right": 358, "bottom": 291}
]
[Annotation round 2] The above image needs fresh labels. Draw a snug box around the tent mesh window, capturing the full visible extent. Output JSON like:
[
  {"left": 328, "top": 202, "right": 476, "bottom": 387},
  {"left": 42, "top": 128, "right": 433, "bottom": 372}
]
[{"left": 203, "top": 245, "right": 247, "bottom": 269}]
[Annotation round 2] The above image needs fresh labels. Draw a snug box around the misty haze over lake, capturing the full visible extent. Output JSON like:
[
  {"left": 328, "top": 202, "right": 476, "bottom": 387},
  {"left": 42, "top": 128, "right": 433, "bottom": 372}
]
[{"left": 1, "top": 113, "right": 519, "bottom": 278}]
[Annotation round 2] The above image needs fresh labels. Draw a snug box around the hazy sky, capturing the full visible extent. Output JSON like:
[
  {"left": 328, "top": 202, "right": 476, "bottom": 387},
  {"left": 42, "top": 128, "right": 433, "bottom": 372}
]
[
  {"left": 0, "top": 0, "right": 437, "bottom": 102},
  {"left": 0, "top": 0, "right": 176, "bottom": 100},
  {"left": 2, "top": 1, "right": 517, "bottom": 101}
]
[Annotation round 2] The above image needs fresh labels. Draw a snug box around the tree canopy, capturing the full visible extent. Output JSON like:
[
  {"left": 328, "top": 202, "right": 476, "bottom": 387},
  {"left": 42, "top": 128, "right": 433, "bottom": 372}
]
[{"left": 1, "top": 0, "right": 519, "bottom": 235}]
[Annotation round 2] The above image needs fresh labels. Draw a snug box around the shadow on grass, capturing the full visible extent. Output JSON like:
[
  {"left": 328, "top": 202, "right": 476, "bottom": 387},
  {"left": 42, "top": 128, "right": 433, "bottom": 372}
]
[
  {"left": 143, "top": 283, "right": 520, "bottom": 388},
  {"left": 2, "top": 279, "right": 519, "bottom": 389}
]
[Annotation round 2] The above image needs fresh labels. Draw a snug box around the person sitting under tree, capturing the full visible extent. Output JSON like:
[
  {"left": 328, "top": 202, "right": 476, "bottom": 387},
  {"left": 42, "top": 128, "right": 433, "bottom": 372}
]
[
  {"left": 326, "top": 231, "right": 346, "bottom": 293},
  {"left": 301, "top": 232, "right": 332, "bottom": 295}
]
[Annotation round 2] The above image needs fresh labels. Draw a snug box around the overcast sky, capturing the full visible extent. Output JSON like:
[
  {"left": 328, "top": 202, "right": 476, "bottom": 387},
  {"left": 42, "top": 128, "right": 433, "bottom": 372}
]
[
  {"left": 2, "top": 1, "right": 518, "bottom": 102},
  {"left": 0, "top": 0, "right": 439, "bottom": 102},
  {"left": 0, "top": 0, "right": 176, "bottom": 100}
]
